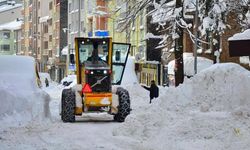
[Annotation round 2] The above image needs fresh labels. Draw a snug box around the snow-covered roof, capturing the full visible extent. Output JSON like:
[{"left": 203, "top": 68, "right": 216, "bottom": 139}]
[
  {"left": 0, "top": 19, "right": 22, "bottom": 31},
  {"left": 0, "top": 3, "right": 22, "bottom": 13},
  {"left": 228, "top": 29, "right": 250, "bottom": 41}
]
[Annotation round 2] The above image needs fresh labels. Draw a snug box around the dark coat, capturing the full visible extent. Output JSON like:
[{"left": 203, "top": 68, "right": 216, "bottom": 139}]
[
  {"left": 142, "top": 83, "right": 159, "bottom": 99},
  {"left": 45, "top": 78, "right": 49, "bottom": 87}
]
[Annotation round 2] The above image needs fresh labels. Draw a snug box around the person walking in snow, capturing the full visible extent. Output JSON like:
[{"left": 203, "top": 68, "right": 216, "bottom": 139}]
[
  {"left": 45, "top": 78, "right": 49, "bottom": 87},
  {"left": 141, "top": 80, "right": 159, "bottom": 104}
]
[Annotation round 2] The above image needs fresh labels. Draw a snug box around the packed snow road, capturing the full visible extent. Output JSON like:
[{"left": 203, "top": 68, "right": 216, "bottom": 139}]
[
  {"left": 0, "top": 84, "right": 140, "bottom": 150},
  {"left": 1, "top": 58, "right": 250, "bottom": 150}
]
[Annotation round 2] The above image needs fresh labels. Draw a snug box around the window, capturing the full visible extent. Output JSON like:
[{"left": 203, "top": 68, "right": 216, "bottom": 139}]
[
  {"left": 29, "top": 29, "right": 32, "bottom": 36},
  {"left": 69, "top": 24, "right": 71, "bottom": 31},
  {"left": 140, "top": 12, "right": 144, "bottom": 27},
  {"left": 0, "top": 44, "right": 10, "bottom": 51},
  {"left": 81, "top": 0, "right": 85, "bottom": 9},
  {"left": 3, "top": 32, "right": 10, "bottom": 39},
  {"left": 112, "top": 43, "right": 130, "bottom": 84},
  {"left": 74, "top": 0, "right": 79, "bottom": 10},
  {"left": 87, "top": 1, "right": 94, "bottom": 13},
  {"left": 29, "top": 13, "right": 32, "bottom": 21},
  {"left": 49, "top": 50, "right": 52, "bottom": 57},
  {"left": 44, "top": 41, "right": 48, "bottom": 49},
  {"left": 49, "top": 2, "right": 53, "bottom": 10},
  {"left": 44, "top": 24, "right": 48, "bottom": 33},
  {"left": 49, "top": 35, "right": 52, "bottom": 42},
  {"left": 69, "top": 3, "right": 72, "bottom": 12},
  {"left": 38, "top": 1, "right": 40, "bottom": 9},
  {"left": 78, "top": 40, "right": 109, "bottom": 63},
  {"left": 81, "top": 21, "right": 85, "bottom": 32},
  {"left": 48, "top": 18, "right": 52, "bottom": 26}
]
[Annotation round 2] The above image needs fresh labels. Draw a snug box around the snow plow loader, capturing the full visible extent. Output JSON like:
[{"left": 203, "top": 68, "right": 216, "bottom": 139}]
[{"left": 61, "top": 37, "right": 131, "bottom": 122}]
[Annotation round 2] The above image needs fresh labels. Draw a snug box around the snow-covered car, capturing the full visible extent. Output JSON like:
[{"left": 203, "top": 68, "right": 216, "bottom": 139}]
[{"left": 0, "top": 55, "right": 51, "bottom": 130}]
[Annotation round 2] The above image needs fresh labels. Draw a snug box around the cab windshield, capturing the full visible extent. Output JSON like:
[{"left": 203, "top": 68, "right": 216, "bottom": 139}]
[{"left": 78, "top": 41, "right": 109, "bottom": 64}]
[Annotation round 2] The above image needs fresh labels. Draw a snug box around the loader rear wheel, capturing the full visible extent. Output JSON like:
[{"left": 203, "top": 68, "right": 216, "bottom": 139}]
[
  {"left": 114, "top": 87, "right": 130, "bottom": 122},
  {"left": 61, "top": 89, "right": 75, "bottom": 122}
]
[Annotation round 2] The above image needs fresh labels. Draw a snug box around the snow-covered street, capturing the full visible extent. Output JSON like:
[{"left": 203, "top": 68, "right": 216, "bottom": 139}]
[
  {"left": 1, "top": 62, "right": 250, "bottom": 150},
  {"left": 0, "top": 83, "right": 127, "bottom": 150},
  {"left": 1, "top": 0, "right": 250, "bottom": 149}
]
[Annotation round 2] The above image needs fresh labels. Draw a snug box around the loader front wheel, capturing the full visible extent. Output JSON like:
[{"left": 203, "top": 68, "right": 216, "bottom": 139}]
[
  {"left": 61, "top": 89, "right": 75, "bottom": 122},
  {"left": 114, "top": 87, "right": 130, "bottom": 122}
]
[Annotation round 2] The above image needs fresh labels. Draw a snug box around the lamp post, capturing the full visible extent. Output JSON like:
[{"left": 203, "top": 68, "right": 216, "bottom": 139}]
[{"left": 194, "top": 0, "right": 198, "bottom": 75}]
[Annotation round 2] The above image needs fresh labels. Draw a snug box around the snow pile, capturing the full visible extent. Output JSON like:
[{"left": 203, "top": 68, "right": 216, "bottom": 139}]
[
  {"left": 189, "top": 63, "right": 250, "bottom": 112},
  {"left": 114, "top": 63, "right": 250, "bottom": 150},
  {"left": 0, "top": 56, "right": 51, "bottom": 131},
  {"left": 168, "top": 53, "right": 213, "bottom": 76},
  {"left": 59, "top": 74, "right": 77, "bottom": 88},
  {"left": 121, "top": 57, "right": 138, "bottom": 85}
]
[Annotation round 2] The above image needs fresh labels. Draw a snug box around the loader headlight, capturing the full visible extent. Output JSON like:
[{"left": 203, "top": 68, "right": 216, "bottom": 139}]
[
  {"left": 90, "top": 71, "right": 94, "bottom": 74},
  {"left": 103, "top": 70, "right": 107, "bottom": 74}
]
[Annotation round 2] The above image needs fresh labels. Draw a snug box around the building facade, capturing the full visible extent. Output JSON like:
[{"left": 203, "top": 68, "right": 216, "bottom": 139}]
[
  {"left": 0, "top": 0, "right": 22, "bottom": 23},
  {"left": 0, "top": 0, "right": 22, "bottom": 55},
  {"left": 21, "top": 0, "right": 67, "bottom": 82}
]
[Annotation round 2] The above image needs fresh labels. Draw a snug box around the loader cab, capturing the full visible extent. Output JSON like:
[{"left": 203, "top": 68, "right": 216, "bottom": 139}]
[{"left": 75, "top": 37, "right": 130, "bottom": 85}]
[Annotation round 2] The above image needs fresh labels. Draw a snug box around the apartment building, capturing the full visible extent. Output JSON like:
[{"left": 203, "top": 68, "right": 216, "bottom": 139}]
[
  {"left": 0, "top": 19, "right": 22, "bottom": 55},
  {"left": 0, "top": 0, "right": 22, "bottom": 55},
  {"left": 0, "top": 0, "right": 22, "bottom": 23},
  {"left": 21, "top": 0, "right": 67, "bottom": 82},
  {"left": 66, "top": 0, "right": 110, "bottom": 73}
]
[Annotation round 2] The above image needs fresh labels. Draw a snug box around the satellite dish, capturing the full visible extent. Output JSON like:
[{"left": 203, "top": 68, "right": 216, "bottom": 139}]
[{"left": 135, "top": 53, "right": 143, "bottom": 61}]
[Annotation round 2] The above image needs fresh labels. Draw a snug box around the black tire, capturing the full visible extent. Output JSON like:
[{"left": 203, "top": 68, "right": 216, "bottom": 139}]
[
  {"left": 61, "top": 89, "right": 75, "bottom": 122},
  {"left": 114, "top": 87, "right": 131, "bottom": 122}
]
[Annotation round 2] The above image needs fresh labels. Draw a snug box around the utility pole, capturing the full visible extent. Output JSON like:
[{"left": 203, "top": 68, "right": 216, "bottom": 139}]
[
  {"left": 194, "top": 0, "right": 198, "bottom": 74},
  {"left": 78, "top": 0, "right": 81, "bottom": 37},
  {"left": 174, "top": 0, "right": 184, "bottom": 86}
]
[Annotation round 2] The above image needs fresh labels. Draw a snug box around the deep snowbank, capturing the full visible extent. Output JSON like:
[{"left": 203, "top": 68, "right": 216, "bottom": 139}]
[
  {"left": 0, "top": 56, "right": 51, "bottom": 131},
  {"left": 121, "top": 57, "right": 139, "bottom": 85},
  {"left": 168, "top": 53, "right": 213, "bottom": 76},
  {"left": 114, "top": 63, "right": 250, "bottom": 150}
]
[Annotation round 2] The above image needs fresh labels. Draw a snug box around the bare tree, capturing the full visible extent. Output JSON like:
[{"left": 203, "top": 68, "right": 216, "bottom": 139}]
[{"left": 116, "top": 0, "right": 249, "bottom": 86}]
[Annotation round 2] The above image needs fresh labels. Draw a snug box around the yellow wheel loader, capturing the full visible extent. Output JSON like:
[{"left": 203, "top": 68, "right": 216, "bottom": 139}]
[{"left": 61, "top": 37, "right": 131, "bottom": 122}]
